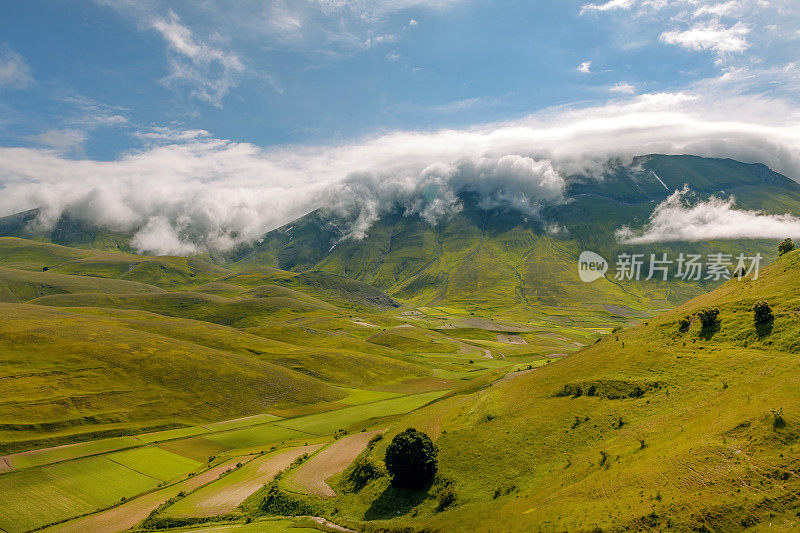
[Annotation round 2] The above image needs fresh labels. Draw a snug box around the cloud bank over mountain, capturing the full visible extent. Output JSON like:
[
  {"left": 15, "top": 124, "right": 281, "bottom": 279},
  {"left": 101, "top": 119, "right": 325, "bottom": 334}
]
[{"left": 2, "top": 92, "right": 800, "bottom": 254}]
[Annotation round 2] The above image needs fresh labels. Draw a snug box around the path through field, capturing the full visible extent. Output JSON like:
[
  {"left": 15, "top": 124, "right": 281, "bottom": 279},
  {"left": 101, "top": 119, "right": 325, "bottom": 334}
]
[
  {"left": 165, "top": 444, "right": 323, "bottom": 518},
  {"left": 39, "top": 456, "right": 248, "bottom": 533},
  {"left": 287, "top": 430, "right": 382, "bottom": 497}
]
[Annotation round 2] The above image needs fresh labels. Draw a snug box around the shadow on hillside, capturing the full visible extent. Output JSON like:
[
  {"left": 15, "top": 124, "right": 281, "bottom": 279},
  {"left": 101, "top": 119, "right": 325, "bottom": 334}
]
[
  {"left": 364, "top": 483, "right": 431, "bottom": 520},
  {"left": 699, "top": 322, "right": 720, "bottom": 340},
  {"left": 755, "top": 320, "right": 773, "bottom": 339}
]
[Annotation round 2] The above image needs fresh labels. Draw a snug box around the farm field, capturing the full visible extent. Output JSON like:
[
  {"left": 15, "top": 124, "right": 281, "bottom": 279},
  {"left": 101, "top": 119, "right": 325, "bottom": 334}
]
[
  {"left": 39, "top": 456, "right": 248, "bottom": 533},
  {"left": 163, "top": 445, "right": 323, "bottom": 518},
  {"left": 286, "top": 430, "right": 382, "bottom": 497},
  {"left": 0, "top": 455, "right": 159, "bottom": 532},
  {"left": 0, "top": 385, "right": 454, "bottom": 532}
]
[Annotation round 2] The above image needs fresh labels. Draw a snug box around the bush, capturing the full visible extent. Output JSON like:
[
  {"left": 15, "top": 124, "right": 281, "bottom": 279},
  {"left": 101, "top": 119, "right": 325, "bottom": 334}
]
[
  {"left": 345, "top": 455, "right": 385, "bottom": 491},
  {"left": 678, "top": 317, "right": 691, "bottom": 332},
  {"left": 697, "top": 307, "right": 720, "bottom": 329},
  {"left": 257, "top": 483, "right": 315, "bottom": 516},
  {"left": 753, "top": 301, "right": 773, "bottom": 324},
  {"left": 384, "top": 428, "right": 438, "bottom": 489},
  {"left": 778, "top": 238, "right": 796, "bottom": 256},
  {"left": 436, "top": 485, "right": 456, "bottom": 511}
]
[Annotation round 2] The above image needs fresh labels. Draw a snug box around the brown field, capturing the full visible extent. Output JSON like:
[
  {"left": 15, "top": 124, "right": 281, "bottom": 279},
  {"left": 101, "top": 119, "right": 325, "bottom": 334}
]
[
  {"left": 286, "top": 431, "right": 382, "bottom": 497},
  {"left": 165, "top": 445, "right": 323, "bottom": 518}
]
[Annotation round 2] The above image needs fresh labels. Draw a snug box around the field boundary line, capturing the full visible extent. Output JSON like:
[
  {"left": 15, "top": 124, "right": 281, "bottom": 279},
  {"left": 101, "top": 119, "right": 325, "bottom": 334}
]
[{"left": 104, "top": 457, "right": 163, "bottom": 481}]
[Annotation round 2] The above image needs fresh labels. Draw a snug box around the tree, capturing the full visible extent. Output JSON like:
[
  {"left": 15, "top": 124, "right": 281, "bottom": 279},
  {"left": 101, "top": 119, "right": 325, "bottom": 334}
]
[
  {"left": 697, "top": 307, "right": 720, "bottom": 329},
  {"left": 778, "top": 238, "right": 796, "bottom": 256},
  {"left": 753, "top": 300, "right": 773, "bottom": 325},
  {"left": 384, "top": 428, "right": 437, "bottom": 489}
]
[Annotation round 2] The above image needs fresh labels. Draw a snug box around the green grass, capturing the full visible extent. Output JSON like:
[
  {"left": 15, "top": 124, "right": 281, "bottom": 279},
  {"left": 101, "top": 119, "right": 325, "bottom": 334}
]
[
  {"left": 338, "top": 387, "right": 402, "bottom": 405},
  {"left": 310, "top": 249, "right": 800, "bottom": 532},
  {"left": 203, "top": 425, "right": 311, "bottom": 450},
  {"left": 0, "top": 455, "right": 158, "bottom": 533},
  {"left": 107, "top": 446, "right": 201, "bottom": 481},
  {"left": 162, "top": 518, "right": 322, "bottom": 532},
  {"left": 0, "top": 303, "right": 342, "bottom": 453},
  {"left": 276, "top": 390, "right": 448, "bottom": 436},
  {"left": 157, "top": 437, "right": 232, "bottom": 463}
]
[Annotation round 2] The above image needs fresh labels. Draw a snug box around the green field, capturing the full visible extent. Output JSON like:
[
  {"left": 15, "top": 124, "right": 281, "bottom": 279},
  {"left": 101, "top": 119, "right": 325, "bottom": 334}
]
[
  {"left": 0, "top": 455, "right": 159, "bottom": 532},
  {"left": 107, "top": 447, "right": 201, "bottom": 481}
]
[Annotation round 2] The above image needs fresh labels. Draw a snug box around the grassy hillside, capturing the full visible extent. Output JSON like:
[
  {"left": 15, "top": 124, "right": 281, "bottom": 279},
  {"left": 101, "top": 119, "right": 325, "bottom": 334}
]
[
  {"left": 0, "top": 237, "right": 540, "bottom": 457},
  {"left": 0, "top": 303, "right": 346, "bottom": 453},
  {"left": 302, "top": 248, "right": 800, "bottom": 532}
]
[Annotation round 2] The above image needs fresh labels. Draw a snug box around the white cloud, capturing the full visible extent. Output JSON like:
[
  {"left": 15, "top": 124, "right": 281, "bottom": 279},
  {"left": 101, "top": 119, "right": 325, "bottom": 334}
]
[
  {"left": 578, "top": 61, "right": 592, "bottom": 73},
  {"left": 580, "top": 0, "right": 635, "bottom": 15},
  {"left": 693, "top": 1, "right": 739, "bottom": 18},
  {"left": 3, "top": 91, "right": 800, "bottom": 254},
  {"left": 408, "top": 18, "right": 418, "bottom": 26},
  {"left": 609, "top": 82, "right": 636, "bottom": 94},
  {"left": 25, "top": 129, "right": 87, "bottom": 154},
  {"left": 150, "top": 10, "right": 244, "bottom": 106},
  {"left": 0, "top": 47, "right": 32, "bottom": 90},
  {"left": 617, "top": 185, "right": 800, "bottom": 243},
  {"left": 660, "top": 21, "right": 751, "bottom": 56},
  {"left": 133, "top": 127, "right": 212, "bottom": 144}
]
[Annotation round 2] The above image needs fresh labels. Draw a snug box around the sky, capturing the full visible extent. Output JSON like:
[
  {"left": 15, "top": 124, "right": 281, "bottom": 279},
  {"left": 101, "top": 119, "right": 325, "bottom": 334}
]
[{"left": 2, "top": 0, "right": 800, "bottom": 254}]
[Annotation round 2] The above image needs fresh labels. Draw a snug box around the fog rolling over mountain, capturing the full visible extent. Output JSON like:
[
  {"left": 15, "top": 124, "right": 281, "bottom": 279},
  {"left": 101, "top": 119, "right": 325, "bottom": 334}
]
[{"left": 213, "top": 155, "right": 798, "bottom": 317}]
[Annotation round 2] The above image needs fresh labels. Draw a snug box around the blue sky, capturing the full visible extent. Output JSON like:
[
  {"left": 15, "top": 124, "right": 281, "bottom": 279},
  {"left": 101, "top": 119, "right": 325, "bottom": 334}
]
[
  {"left": 2, "top": 0, "right": 795, "bottom": 159},
  {"left": 2, "top": 0, "right": 800, "bottom": 254}
]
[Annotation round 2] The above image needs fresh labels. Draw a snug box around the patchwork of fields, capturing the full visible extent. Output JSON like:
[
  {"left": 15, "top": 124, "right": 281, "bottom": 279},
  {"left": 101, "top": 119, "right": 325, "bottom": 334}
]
[{"left": 0, "top": 236, "right": 615, "bottom": 532}]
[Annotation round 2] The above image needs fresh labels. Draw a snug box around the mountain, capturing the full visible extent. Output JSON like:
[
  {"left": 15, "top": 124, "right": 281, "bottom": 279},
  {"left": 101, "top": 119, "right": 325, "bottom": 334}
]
[
  {"left": 303, "top": 246, "right": 800, "bottom": 532},
  {"left": 234, "top": 155, "right": 800, "bottom": 320}
]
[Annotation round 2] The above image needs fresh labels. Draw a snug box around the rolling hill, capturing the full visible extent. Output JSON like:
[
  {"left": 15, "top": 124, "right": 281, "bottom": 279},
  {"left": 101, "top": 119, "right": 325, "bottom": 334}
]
[{"left": 307, "top": 246, "right": 800, "bottom": 531}]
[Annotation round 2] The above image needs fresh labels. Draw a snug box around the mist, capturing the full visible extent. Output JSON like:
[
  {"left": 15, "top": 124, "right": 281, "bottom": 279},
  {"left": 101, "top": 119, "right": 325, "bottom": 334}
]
[
  {"left": 2, "top": 91, "right": 800, "bottom": 255},
  {"left": 617, "top": 186, "right": 800, "bottom": 244}
]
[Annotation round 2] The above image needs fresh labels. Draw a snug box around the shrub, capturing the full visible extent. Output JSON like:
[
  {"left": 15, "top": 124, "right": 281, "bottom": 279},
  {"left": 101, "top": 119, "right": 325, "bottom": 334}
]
[
  {"left": 772, "top": 407, "right": 786, "bottom": 429},
  {"left": 436, "top": 485, "right": 456, "bottom": 511},
  {"left": 678, "top": 317, "right": 690, "bottom": 332},
  {"left": 697, "top": 307, "right": 720, "bottom": 329},
  {"left": 778, "top": 238, "right": 796, "bottom": 256},
  {"left": 258, "top": 483, "right": 315, "bottom": 516},
  {"left": 367, "top": 433, "right": 383, "bottom": 447},
  {"left": 753, "top": 301, "right": 774, "bottom": 325},
  {"left": 384, "top": 428, "right": 438, "bottom": 489},
  {"left": 345, "top": 455, "right": 385, "bottom": 491}
]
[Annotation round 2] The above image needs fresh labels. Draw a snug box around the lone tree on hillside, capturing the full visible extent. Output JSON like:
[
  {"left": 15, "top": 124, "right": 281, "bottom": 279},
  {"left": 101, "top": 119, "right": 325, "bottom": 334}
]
[
  {"left": 778, "top": 238, "right": 796, "bottom": 256},
  {"left": 753, "top": 301, "right": 774, "bottom": 325},
  {"left": 385, "top": 428, "right": 437, "bottom": 489}
]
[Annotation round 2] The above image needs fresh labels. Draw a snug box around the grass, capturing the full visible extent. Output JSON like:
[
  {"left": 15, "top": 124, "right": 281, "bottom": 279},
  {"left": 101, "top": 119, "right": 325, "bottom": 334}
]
[
  {"left": 0, "top": 302, "right": 343, "bottom": 453},
  {"left": 5, "top": 436, "right": 142, "bottom": 470},
  {"left": 0, "top": 455, "right": 158, "bottom": 533},
  {"left": 160, "top": 518, "right": 323, "bottom": 532},
  {"left": 276, "top": 390, "right": 448, "bottom": 436},
  {"left": 306, "top": 249, "right": 800, "bottom": 532},
  {"left": 203, "top": 425, "right": 311, "bottom": 450},
  {"left": 107, "top": 447, "right": 202, "bottom": 481}
]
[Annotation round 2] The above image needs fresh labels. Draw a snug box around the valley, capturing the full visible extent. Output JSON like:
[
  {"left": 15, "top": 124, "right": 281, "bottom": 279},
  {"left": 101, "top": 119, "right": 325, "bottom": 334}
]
[{"left": 2, "top": 155, "right": 800, "bottom": 532}]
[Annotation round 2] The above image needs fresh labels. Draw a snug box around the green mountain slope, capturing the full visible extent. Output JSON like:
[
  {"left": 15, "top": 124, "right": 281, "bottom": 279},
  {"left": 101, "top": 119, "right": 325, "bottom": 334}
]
[
  {"left": 239, "top": 155, "right": 800, "bottom": 320},
  {"left": 317, "top": 248, "right": 800, "bottom": 531},
  {"left": 0, "top": 303, "right": 345, "bottom": 453}
]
